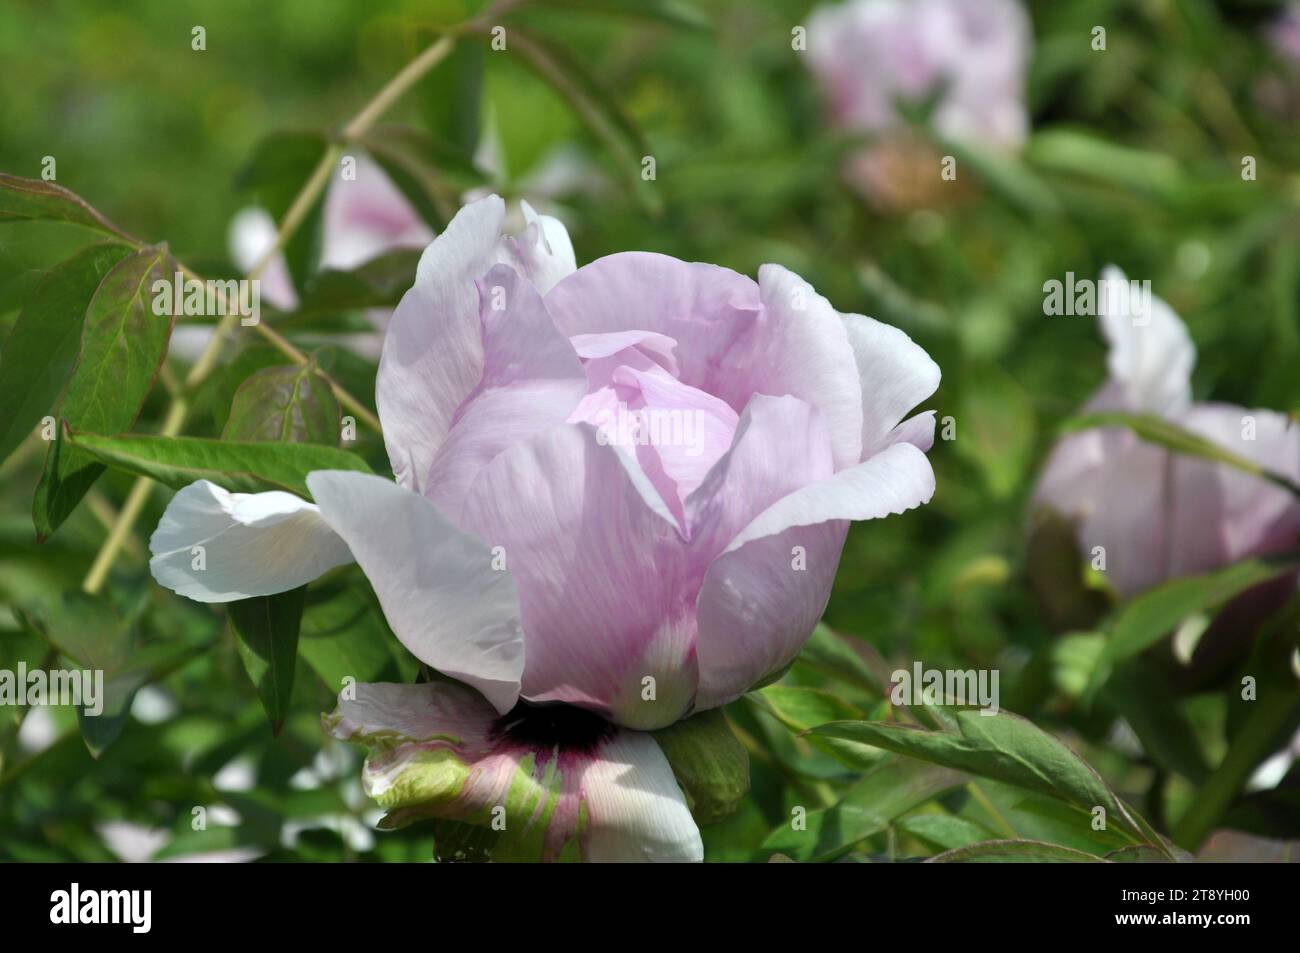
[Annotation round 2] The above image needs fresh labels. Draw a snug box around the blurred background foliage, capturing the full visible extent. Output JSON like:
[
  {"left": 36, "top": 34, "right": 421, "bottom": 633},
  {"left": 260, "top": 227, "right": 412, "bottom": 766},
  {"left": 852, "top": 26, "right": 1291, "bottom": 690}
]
[{"left": 1, "top": 0, "right": 1298, "bottom": 861}]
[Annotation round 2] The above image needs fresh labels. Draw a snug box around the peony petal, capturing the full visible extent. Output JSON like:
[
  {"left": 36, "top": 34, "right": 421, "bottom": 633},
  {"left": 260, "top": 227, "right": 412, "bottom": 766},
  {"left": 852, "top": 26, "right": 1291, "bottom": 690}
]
[
  {"left": 755, "top": 264, "right": 865, "bottom": 469},
  {"left": 424, "top": 265, "right": 586, "bottom": 519},
  {"left": 545, "top": 252, "right": 762, "bottom": 399},
  {"left": 721, "top": 440, "right": 936, "bottom": 554},
  {"left": 376, "top": 195, "right": 506, "bottom": 492},
  {"left": 512, "top": 199, "right": 577, "bottom": 295},
  {"left": 1171, "top": 404, "right": 1300, "bottom": 574},
  {"left": 1097, "top": 265, "right": 1195, "bottom": 415},
  {"left": 693, "top": 440, "right": 936, "bottom": 708},
  {"left": 326, "top": 681, "right": 702, "bottom": 862},
  {"left": 842, "top": 311, "right": 941, "bottom": 459},
  {"left": 461, "top": 424, "right": 696, "bottom": 730},
  {"left": 685, "top": 394, "right": 835, "bottom": 556},
  {"left": 579, "top": 729, "right": 704, "bottom": 862},
  {"left": 569, "top": 330, "right": 680, "bottom": 377},
  {"left": 306, "top": 470, "right": 524, "bottom": 714},
  {"left": 149, "top": 480, "right": 352, "bottom": 603}
]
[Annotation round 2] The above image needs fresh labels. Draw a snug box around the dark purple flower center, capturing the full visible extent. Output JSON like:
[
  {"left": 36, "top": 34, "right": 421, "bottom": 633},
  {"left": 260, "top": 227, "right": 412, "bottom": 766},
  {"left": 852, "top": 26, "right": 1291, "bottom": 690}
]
[{"left": 491, "top": 700, "right": 615, "bottom": 754}]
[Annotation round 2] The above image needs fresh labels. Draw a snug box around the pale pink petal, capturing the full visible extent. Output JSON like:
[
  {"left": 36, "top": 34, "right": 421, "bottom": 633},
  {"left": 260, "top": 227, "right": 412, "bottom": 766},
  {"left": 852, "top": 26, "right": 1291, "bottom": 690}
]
[
  {"left": 754, "top": 264, "right": 865, "bottom": 469},
  {"left": 376, "top": 195, "right": 506, "bottom": 493},
  {"left": 460, "top": 425, "right": 696, "bottom": 730},
  {"left": 1097, "top": 265, "right": 1196, "bottom": 416},
  {"left": 685, "top": 394, "right": 835, "bottom": 557},
  {"left": 306, "top": 470, "right": 524, "bottom": 714},
  {"left": 545, "top": 252, "right": 762, "bottom": 400},
  {"left": 424, "top": 265, "right": 587, "bottom": 519},
  {"left": 149, "top": 480, "right": 352, "bottom": 603},
  {"left": 227, "top": 207, "right": 298, "bottom": 311},
  {"left": 569, "top": 330, "right": 680, "bottom": 377},
  {"left": 843, "top": 311, "right": 942, "bottom": 458},
  {"left": 321, "top": 154, "right": 434, "bottom": 272},
  {"left": 510, "top": 199, "right": 577, "bottom": 294},
  {"left": 693, "top": 440, "right": 934, "bottom": 708}
]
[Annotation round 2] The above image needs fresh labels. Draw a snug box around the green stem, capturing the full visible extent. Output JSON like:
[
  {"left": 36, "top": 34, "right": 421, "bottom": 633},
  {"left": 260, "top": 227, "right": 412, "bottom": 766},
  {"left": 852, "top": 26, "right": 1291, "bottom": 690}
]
[{"left": 1172, "top": 684, "right": 1300, "bottom": 851}]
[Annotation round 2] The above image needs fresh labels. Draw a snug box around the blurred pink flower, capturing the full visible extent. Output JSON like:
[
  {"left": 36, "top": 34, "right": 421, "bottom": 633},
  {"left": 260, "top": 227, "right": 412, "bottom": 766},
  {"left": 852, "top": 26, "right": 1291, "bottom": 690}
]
[
  {"left": 229, "top": 153, "right": 434, "bottom": 312},
  {"left": 805, "top": 0, "right": 1032, "bottom": 204},
  {"left": 150, "top": 195, "right": 939, "bottom": 859},
  {"left": 1033, "top": 266, "right": 1300, "bottom": 598},
  {"left": 1271, "top": 3, "right": 1300, "bottom": 63}
]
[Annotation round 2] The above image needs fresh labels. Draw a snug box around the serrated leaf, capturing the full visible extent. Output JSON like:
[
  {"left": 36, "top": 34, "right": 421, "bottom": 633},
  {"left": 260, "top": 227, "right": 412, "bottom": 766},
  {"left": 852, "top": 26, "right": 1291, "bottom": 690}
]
[
  {"left": 651, "top": 709, "right": 749, "bottom": 825},
  {"left": 747, "top": 684, "right": 881, "bottom": 769},
  {"left": 64, "top": 430, "right": 372, "bottom": 497},
  {"left": 1085, "top": 557, "right": 1297, "bottom": 699},
  {"left": 811, "top": 709, "right": 1167, "bottom": 853},
  {"left": 761, "top": 756, "right": 965, "bottom": 861},
  {"left": 0, "top": 172, "right": 135, "bottom": 239},
  {"left": 222, "top": 356, "right": 339, "bottom": 444},
  {"left": 230, "top": 586, "right": 306, "bottom": 736},
  {"left": 0, "top": 242, "right": 133, "bottom": 468},
  {"left": 926, "top": 839, "right": 1107, "bottom": 863},
  {"left": 33, "top": 244, "right": 176, "bottom": 538}
]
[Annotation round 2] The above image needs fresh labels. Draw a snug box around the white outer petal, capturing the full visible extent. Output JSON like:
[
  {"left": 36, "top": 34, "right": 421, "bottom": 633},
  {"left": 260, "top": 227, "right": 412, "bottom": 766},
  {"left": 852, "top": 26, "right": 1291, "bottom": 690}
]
[
  {"left": 148, "top": 480, "right": 353, "bottom": 603},
  {"left": 1098, "top": 264, "right": 1195, "bottom": 415},
  {"left": 306, "top": 470, "right": 525, "bottom": 714},
  {"left": 582, "top": 731, "right": 704, "bottom": 863}
]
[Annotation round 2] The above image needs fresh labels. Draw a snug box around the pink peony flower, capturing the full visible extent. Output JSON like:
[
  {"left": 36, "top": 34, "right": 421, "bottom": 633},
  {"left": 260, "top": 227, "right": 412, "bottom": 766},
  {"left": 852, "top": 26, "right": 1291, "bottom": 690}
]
[
  {"left": 229, "top": 152, "right": 435, "bottom": 312},
  {"left": 804, "top": 0, "right": 1032, "bottom": 204},
  {"left": 150, "top": 195, "right": 940, "bottom": 860},
  {"left": 1033, "top": 266, "right": 1300, "bottom": 599}
]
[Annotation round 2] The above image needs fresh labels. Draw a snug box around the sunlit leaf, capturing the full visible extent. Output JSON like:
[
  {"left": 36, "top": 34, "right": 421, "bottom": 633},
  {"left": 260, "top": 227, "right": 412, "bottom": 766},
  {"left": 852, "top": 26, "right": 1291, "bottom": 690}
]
[
  {"left": 0, "top": 242, "right": 133, "bottom": 469},
  {"left": 63, "top": 430, "right": 372, "bottom": 498},
  {"left": 32, "top": 244, "right": 176, "bottom": 539}
]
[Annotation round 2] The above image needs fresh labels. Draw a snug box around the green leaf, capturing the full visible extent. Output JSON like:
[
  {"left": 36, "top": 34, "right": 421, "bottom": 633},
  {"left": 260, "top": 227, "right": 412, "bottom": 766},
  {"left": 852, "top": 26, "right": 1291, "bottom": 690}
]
[
  {"left": 222, "top": 355, "right": 339, "bottom": 445},
  {"left": 295, "top": 248, "right": 422, "bottom": 315},
  {"left": 0, "top": 242, "right": 133, "bottom": 469},
  {"left": 419, "top": 40, "right": 485, "bottom": 160},
  {"left": 63, "top": 431, "right": 372, "bottom": 498},
  {"left": 299, "top": 581, "right": 416, "bottom": 691},
  {"left": 32, "top": 244, "right": 176, "bottom": 539},
  {"left": 761, "top": 756, "right": 966, "bottom": 861},
  {"left": 1102, "top": 661, "right": 1210, "bottom": 782},
  {"left": 356, "top": 127, "right": 480, "bottom": 231},
  {"left": 896, "top": 813, "right": 996, "bottom": 851},
  {"left": 747, "top": 684, "right": 881, "bottom": 769},
  {"left": 1027, "top": 130, "right": 1187, "bottom": 199},
  {"left": 954, "top": 364, "right": 1037, "bottom": 499},
  {"left": 537, "top": 0, "right": 712, "bottom": 30},
  {"left": 229, "top": 587, "right": 306, "bottom": 736},
  {"left": 794, "top": 623, "right": 887, "bottom": 695},
  {"left": 237, "top": 131, "right": 329, "bottom": 290},
  {"left": 508, "top": 27, "right": 661, "bottom": 215},
  {"left": 651, "top": 709, "right": 749, "bottom": 825},
  {"left": 811, "top": 709, "right": 1165, "bottom": 852},
  {"left": 17, "top": 592, "right": 214, "bottom": 757},
  {"left": 1060, "top": 411, "right": 1300, "bottom": 499},
  {"left": 1085, "top": 557, "right": 1297, "bottom": 698},
  {"left": 926, "top": 839, "right": 1107, "bottom": 863},
  {"left": 0, "top": 172, "right": 135, "bottom": 239}
]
